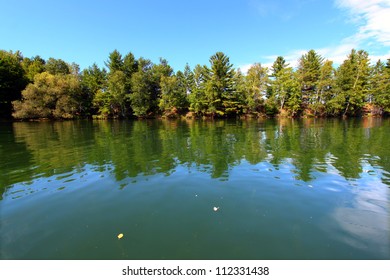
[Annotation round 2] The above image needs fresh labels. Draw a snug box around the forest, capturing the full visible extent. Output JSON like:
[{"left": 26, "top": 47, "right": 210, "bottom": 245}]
[{"left": 1, "top": 48, "right": 389, "bottom": 119}]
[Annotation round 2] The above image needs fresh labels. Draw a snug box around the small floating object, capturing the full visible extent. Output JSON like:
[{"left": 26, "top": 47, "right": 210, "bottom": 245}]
[
  {"left": 117, "top": 233, "right": 124, "bottom": 239},
  {"left": 213, "top": 207, "right": 220, "bottom": 212}
]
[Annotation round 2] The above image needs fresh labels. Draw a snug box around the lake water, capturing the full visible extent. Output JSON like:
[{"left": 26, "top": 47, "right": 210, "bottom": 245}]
[{"left": 1, "top": 118, "right": 389, "bottom": 259}]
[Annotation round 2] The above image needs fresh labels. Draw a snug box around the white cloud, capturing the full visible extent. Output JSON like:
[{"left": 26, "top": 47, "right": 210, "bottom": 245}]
[
  {"left": 317, "top": 37, "right": 359, "bottom": 64},
  {"left": 237, "top": 61, "right": 274, "bottom": 74},
  {"left": 261, "top": 0, "right": 390, "bottom": 69},
  {"left": 259, "top": 49, "right": 309, "bottom": 70},
  {"left": 238, "top": 0, "right": 390, "bottom": 72},
  {"left": 249, "top": 0, "right": 300, "bottom": 20},
  {"left": 335, "top": 0, "right": 390, "bottom": 46},
  {"left": 237, "top": 64, "right": 254, "bottom": 74}
]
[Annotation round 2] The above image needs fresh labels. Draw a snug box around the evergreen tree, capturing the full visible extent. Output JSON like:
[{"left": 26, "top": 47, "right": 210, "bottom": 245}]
[
  {"left": 108, "top": 70, "right": 128, "bottom": 117},
  {"left": 232, "top": 69, "right": 247, "bottom": 114},
  {"left": 297, "top": 50, "right": 324, "bottom": 112},
  {"left": 271, "top": 67, "right": 301, "bottom": 116},
  {"left": 130, "top": 58, "right": 154, "bottom": 117},
  {"left": 314, "top": 60, "right": 334, "bottom": 116},
  {"left": 105, "top": 50, "right": 124, "bottom": 73},
  {"left": 159, "top": 74, "right": 188, "bottom": 116},
  {"left": 123, "top": 52, "right": 138, "bottom": 95},
  {"left": 332, "top": 49, "right": 370, "bottom": 116},
  {"left": 81, "top": 64, "right": 107, "bottom": 98},
  {"left": 266, "top": 56, "right": 291, "bottom": 115},
  {"left": 94, "top": 50, "right": 138, "bottom": 117},
  {"left": 370, "top": 60, "right": 390, "bottom": 113},
  {"left": 204, "top": 52, "right": 235, "bottom": 116},
  {"left": 183, "top": 63, "right": 195, "bottom": 95},
  {"left": 271, "top": 56, "right": 289, "bottom": 77},
  {"left": 189, "top": 64, "right": 209, "bottom": 115},
  {"left": 81, "top": 64, "right": 107, "bottom": 116}
]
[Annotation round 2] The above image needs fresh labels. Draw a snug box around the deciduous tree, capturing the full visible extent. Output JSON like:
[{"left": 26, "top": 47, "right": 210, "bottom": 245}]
[
  {"left": 0, "top": 50, "right": 28, "bottom": 118},
  {"left": 13, "top": 72, "right": 82, "bottom": 119}
]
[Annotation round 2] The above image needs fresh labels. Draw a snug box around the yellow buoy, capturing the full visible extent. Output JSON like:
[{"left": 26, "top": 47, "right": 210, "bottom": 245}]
[{"left": 117, "top": 233, "right": 124, "bottom": 239}]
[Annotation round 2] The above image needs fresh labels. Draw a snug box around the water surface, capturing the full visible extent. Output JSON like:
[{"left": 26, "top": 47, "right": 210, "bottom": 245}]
[{"left": 1, "top": 118, "right": 389, "bottom": 259}]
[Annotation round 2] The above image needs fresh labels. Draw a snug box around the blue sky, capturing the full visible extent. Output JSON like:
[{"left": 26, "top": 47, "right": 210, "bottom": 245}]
[{"left": 1, "top": 0, "right": 389, "bottom": 72}]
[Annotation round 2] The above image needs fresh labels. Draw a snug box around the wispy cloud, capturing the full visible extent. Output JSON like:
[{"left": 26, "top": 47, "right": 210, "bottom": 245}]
[
  {"left": 239, "top": 0, "right": 390, "bottom": 72},
  {"left": 249, "top": 0, "right": 278, "bottom": 18},
  {"left": 317, "top": 37, "right": 359, "bottom": 64},
  {"left": 335, "top": 0, "right": 390, "bottom": 46},
  {"left": 259, "top": 50, "right": 307, "bottom": 69},
  {"left": 238, "top": 50, "right": 306, "bottom": 74},
  {"left": 237, "top": 64, "right": 254, "bottom": 74},
  {"left": 249, "top": 0, "right": 302, "bottom": 21},
  {"left": 281, "top": 0, "right": 390, "bottom": 65}
]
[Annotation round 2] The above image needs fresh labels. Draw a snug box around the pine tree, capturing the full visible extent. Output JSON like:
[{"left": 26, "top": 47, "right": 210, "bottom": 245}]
[
  {"left": 370, "top": 60, "right": 390, "bottom": 113},
  {"left": 271, "top": 67, "right": 301, "bottom": 116},
  {"left": 105, "top": 50, "right": 124, "bottom": 73},
  {"left": 332, "top": 49, "right": 370, "bottom": 116},
  {"left": 130, "top": 58, "right": 154, "bottom": 117},
  {"left": 159, "top": 74, "right": 188, "bottom": 116},
  {"left": 204, "top": 52, "right": 235, "bottom": 116},
  {"left": 271, "top": 56, "right": 289, "bottom": 77},
  {"left": 297, "top": 50, "right": 324, "bottom": 113},
  {"left": 189, "top": 64, "right": 208, "bottom": 115}
]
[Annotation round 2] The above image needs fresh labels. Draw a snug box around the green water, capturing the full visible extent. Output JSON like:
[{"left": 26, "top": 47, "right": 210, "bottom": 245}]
[{"left": 0, "top": 118, "right": 389, "bottom": 259}]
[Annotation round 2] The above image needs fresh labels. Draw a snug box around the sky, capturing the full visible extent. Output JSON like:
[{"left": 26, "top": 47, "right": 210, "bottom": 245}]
[{"left": 1, "top": 0, "right": 390, "bottom": 72}]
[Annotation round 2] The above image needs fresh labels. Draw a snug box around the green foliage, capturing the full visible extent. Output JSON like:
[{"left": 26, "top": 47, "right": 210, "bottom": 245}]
[
  {"left": 370, "top": 60, "right": 390, "bottom": 113},
  {"left": 183, "top": 63, "right": 195, "bottom": 95},
  {"left": 123, "top": 52, "right": 138, "bottom": 76},
  {"left": 189, "top": 64, "right": 209, "bottom": 115},
  {"left": 92, "top": 50, "right": 140, "bottom": 118},
  {"left": 271, "top": 56, "right": 288, "bottom": 77},
  {"left": 315, "top": 60, "right": 334, "bottom": 116},
  {"left": 130, "top": 57, "right": 174, "bottom": 117},
  {"left": 0, "top": 50, "right": 28, "bottom": 118},
  {"left": 2, "top": 48, "right": 390, "bottom": 119},
  {"left": 130, "top": 58, "right": 154, "bottom": 117},
  {"left": 81, "top": 64, "right": 107, "bottom": 116},
  {"left": 92, "top": 70, "right": 129, "bottom": 118},
  {"left": 21, "top": 56, "right": 46, "bottom": 82},
  {"left": 159, "top": 75, "right": 188, "bottom": 115},
  {"left": 81, "top": 64, "right": 107, "bottom": 97},
  {"left": 333, "top": 49, "right": 370, "bottom": 116},
  {"left": 45, "top": 58, "right": 71, "bottom": 75},
  {"left": 12, "top": 72, "right": 82, "bottom": 119},
  {"left": 297, "top": 50, "right": 324, "bottom": 110},
  {"left": 109, "top": 71, "right": 129, "bottom": 117},
  {"left": 105, "top": 50, "right": 124, "bottom": 73},
  {"left": 200, "top": 52, "right": 240, "bottom": 116},
  {"left": 271, "top": 67, "right": 301, "bottom": 116},
  {"left": 244, "top": 63, "right": 269, "bottom": 114}
]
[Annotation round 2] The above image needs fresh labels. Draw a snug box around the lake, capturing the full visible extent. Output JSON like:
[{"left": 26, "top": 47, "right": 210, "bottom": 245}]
[{"left": 0, "top": 118, "right": 389, "bottom": 259}]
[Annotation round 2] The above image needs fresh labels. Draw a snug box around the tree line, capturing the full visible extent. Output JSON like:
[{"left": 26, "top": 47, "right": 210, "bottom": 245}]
[{"left": 1, "top": 48, "right": 389, "bottom": 119}]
